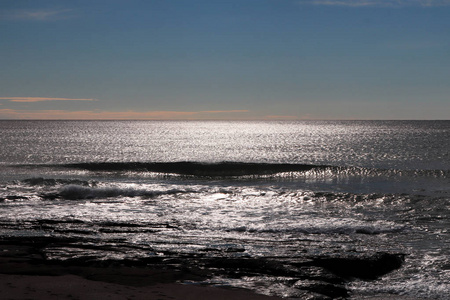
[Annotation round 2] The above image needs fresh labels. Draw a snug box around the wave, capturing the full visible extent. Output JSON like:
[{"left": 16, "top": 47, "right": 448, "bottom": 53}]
[
  {"left": 57, "top": 185, "right": 189, "bottom": 200},
  {"left": 318, "top": 166, "right": 449, "bottom": 177},
  {"left": 62, "top": 161, "right": 324, "bottom": 177},
  {"left": 18, "top": 161, "right": 449, "bottom": 178},
  {"left": 230, "top": 221, "right": 406, "bottom": 235},
  {"left": 22, "top": 177, "right": 95, "bottom": 187}
]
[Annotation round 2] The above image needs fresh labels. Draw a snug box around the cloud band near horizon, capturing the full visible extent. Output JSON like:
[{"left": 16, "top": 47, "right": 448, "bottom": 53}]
[
  {"left": 0, "top": 97, "right": 97, "bottom": 103},
  {"left": 0, "top": 109, "right": 251, "bottom": 120}
]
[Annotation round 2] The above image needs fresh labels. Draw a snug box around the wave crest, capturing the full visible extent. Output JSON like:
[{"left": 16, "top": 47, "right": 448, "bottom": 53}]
[
  {"left": 231, "top": 221, "right": 406, "bottom": 235},
  {"left": 23, "top": 177, "right": 94, "bottom": 186},
  {"left": 58, "top": 185, "right": 186, "bottom": 200},
  {"left": 63, "top": 161, "right": 321, "bottom": 177},
  {"left": 56, "top": 162, "right": 450, "bottom": 178}
]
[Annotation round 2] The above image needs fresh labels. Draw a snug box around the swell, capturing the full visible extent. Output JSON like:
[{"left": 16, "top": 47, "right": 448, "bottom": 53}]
[
  {"left": 57, "top": 185, "right": 188, "bottom": 200},
  {"left": 62, "top": 161, "right": 324, "bottom": 177},
  {"left": 63, "top": 162, "right": 449, "bottom": 178},
  {"left": 16, "top": 161, "right": 449, "bottom": 178},
  {"left": 22, "top": 177, "right": 94, "bottom": 186},
  {"left": 305, "top": 166, "right": 450, "bottom": 179}
]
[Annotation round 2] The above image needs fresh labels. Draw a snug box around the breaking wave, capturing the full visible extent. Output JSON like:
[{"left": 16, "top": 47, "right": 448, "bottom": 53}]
[
  {"left": 62, "top": 161, "right": 322, "bottom": 176},
  {"left": 22, "top": 177, "right": 95, "bottom": 187},
  {"left": 52, "top": 162, "right": 450, "bottom": 178},
  {"left": 229, "top": 220, "right": 406, "bottom": 235},
  {"left": 58, "top": 185, "right": 189, "bottom": 200}
]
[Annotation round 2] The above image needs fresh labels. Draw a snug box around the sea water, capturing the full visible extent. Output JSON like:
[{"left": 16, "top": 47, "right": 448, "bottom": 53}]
[{"left": 0, "top": 120, "right": 449, "bottom": 298}]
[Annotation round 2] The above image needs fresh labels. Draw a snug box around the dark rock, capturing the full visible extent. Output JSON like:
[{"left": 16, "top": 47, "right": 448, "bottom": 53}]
[
  {"left": 0, "top": 235, "right": 406, "bottom": 299},
  {"left": 40, "top": 193, "right": 60, "bottom": 200},
  {"left": 225, "top": 247, "right": 245, "bottom": 253},
  {"left": 5, "top": 195, "right": 28, "bottom": 200},
  {"left": 311, "top": 252, "right": 405, "bottom": 280},
  {"left": 296, "top": 266, "right": 344, "bottom": 284},
  {"left": 293, "top": 280, "right": 349, "bottom": 299}
]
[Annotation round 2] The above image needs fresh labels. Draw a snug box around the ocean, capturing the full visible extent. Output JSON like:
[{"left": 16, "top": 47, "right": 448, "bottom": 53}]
[{"left": 0, "top": 120, "right": 449, "bottom": 299}]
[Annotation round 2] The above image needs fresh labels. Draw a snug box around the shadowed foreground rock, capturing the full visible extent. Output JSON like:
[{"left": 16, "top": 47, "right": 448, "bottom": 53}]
[
  {"left": 0, "top": 237, "right": 405, "bottom": 299},
  {"left": 197, "top": 252, "right": 404, "bottom": 299},
  {"left": 311, "top": 252, "right": 406, "bottom": 280}
]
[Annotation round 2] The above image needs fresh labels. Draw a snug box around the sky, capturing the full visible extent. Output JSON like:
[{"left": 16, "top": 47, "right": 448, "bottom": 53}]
[{"left": 0, "top": 0, "right": 449, "bottom": 120}]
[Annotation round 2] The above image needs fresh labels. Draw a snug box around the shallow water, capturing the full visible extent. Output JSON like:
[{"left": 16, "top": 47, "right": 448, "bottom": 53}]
[{"left": 0, "top": 120, "right": 449, "bottom": 298}]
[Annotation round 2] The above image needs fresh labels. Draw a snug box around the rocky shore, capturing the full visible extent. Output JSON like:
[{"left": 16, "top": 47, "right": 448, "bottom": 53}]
[{"left": 0, "top": 236, "right": 405, "bottom": 299}]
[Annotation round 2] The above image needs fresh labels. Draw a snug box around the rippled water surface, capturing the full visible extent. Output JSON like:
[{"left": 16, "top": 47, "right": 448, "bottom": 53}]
[
  {"left": 1, "top": 120, "right": 448, "bottom": 169},
  {"left": 0, "top": 120, "right": 449, "bottom": 299}
]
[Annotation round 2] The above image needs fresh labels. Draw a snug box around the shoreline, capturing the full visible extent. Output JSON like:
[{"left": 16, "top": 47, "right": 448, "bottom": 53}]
[
  {"left": 0, "top": 243, "right": 282, "bottom": 300},
  {"left": 0, "top": 274, "right": 282, "bottom": 300},
  {"left": 0, "top": 237, "right": 407, "bottom": 299}
]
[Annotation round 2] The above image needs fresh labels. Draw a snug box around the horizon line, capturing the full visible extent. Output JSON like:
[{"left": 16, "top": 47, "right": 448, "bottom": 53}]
[{"left": 0, "top": 118, "right": 447, "bottom": 121}]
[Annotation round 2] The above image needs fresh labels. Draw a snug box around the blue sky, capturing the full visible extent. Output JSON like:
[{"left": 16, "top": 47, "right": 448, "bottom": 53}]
[{"left": 0, "top": 0, "right": 449, "bottom": 119}]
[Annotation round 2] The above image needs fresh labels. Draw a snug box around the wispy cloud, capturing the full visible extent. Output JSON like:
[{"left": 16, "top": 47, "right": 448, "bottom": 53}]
[
  {"left": 265, "top": 115, "right": 299, "bottom": 120},
  {"left": 0, "top": 9, "right": 74, "bottom": 21},
  {"left": 0, "top": 97, "right": 97, "bottom": 103},
  {"left": 0, "top": 109, "right": 249, "bottom": 120},
  {"left": 200, "top": 110, "right": 249, "bottom": 114},
  {"left": 299, "top": 0, "right": 450, "bottom": 7}
]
